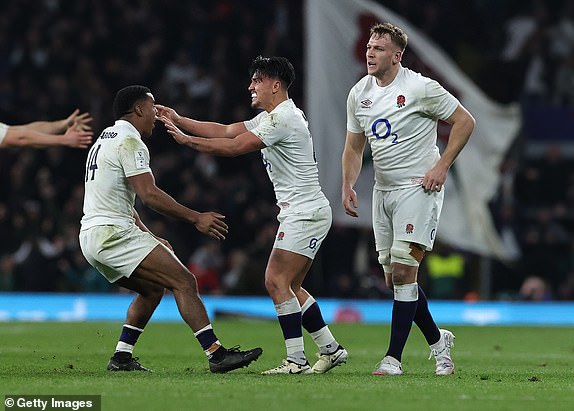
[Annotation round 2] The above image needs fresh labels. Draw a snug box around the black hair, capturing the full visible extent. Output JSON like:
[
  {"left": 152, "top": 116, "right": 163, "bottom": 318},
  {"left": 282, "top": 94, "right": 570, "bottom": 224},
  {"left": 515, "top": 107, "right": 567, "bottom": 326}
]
[
  {"left": 112, "top": 85, "right": 152, "bottom": 120},
  {"left": 249, "top": 56, "right": 295, "bottom": 90}
]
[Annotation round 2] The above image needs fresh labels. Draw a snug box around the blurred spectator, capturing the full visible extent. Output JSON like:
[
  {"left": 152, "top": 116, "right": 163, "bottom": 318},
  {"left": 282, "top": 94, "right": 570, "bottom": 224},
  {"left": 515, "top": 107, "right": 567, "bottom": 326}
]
[
  {"left": 424, "top": 243, "right": 466, "bottom": 300},
  {"left": 187, "top": 242, "right": 225, "bottom": 294},
  {"left": 221, "top": 248, "right": 249, "bottom": 292},
  {"left": 519, "top": 275, "right": 553, "bottom": 301},
  {"left": 0, "top": 255, "right": 15, "bottom": 291},
  {"left": 553, "top": 53, "right": 574, "bottom": 105}
]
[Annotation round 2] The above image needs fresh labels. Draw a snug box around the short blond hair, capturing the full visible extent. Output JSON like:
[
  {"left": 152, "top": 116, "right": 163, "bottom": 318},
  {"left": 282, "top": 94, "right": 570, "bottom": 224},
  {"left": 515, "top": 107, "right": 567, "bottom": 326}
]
[{"left": 370, "top": 23, "right": 408, "bottom": 52}]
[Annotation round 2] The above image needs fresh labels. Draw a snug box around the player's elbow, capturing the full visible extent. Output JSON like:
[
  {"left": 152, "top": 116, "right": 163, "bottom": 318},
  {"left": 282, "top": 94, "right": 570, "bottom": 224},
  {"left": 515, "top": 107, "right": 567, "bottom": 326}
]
[
  {"left": 11, "top": 136, "right": 39, "bottom": 148},
  {"left": 137, "top": 186, "right": 162, "bottom": 207},
  {"left": 215, "top": 143, "right": 247, "bottom": 157},
  {"left": 4, "top": 131, "right": 29, "bottom": 147},
  {"left": 225, "top": 146, "right": 245, "bottom": 157},
  {"left": 4, "top": 128, "right": 50, "bottom": 148},
  {"left": 457, "top": 109, "right": 476, "bottom": 137},
  {"left": 466, "top": 112, "right": 476, "bottom": 133}
]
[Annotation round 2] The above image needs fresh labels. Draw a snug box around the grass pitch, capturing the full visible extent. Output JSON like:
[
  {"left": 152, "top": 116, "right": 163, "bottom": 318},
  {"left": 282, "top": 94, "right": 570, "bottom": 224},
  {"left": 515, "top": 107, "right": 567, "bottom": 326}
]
[{"left": 1, "top": 319, "right": 573, "bottom": 411}]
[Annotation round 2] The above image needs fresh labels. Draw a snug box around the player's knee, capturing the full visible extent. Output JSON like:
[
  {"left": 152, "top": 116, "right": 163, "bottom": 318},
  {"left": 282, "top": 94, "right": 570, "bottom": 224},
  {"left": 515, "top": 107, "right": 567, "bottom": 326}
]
[
  {"left": 264, "top": 272, "right": 289, "bottom": 299},
  {"left": 148, "top": 286, "right": 165, "bottom": 304},
  {"left": 264, "top": 275, "right": 279, "bottom": 295},
  {"left": 137, "top": 283, "right": 164, "bottom": 305},
  {"left": 390, "top": 241, "right": 423, "bottom": 267},
  {"left": 174, "top": 268, "right": 199, "bottom": 294}
]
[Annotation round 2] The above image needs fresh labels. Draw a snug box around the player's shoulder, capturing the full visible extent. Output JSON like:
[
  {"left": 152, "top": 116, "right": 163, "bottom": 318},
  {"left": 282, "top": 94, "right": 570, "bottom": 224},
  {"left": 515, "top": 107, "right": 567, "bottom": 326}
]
[
  {"left": 271, "top": 99, "right": 301, "bottom": 123},
  {"left": 99, "top": 121, "right": 125, "bottom": 137},
  {"left": 348, "top": 75, "right": 376, "bottom": 102},
  {"left": 276, "top": 98, "right": 298, "bottom": 114},
  {"left": 399, "top": 66, "right": 433, "bottom": 85},
  {"left": 397, "top": 66, "right": 436, "bottom": 96},
  {"left": 350, "top": 74, "right": 372, "bottom": 92},
  {"left": 97, "top": 121, "right": 143, "bottom": 148}
]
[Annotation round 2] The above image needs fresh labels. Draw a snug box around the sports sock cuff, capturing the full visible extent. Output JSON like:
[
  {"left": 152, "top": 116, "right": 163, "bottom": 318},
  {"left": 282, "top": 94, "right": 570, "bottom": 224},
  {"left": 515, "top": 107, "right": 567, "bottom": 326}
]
[
  {"left": 275, "top": 297, "right": 301, "bottom": 316},
  {"left": 115, "top": 341, "right": 134, "bottom": 354},
  {"left": 300, "top": 296, "right": 316, "bottom": 314},
  {"left": 310, "top": 326, "right": 336, "bottom": 349},
  {"left": 394, "top": 283, "right": 419, "bottom": 302},
  {"left": 123, "top": 324, "right": 145, "bottom": 332},
  {"left": 193, "top": 323, "right": 213, "bottom": 337},
  {"left": 285, "top": 337, "right": 305, "bottom": 355}
]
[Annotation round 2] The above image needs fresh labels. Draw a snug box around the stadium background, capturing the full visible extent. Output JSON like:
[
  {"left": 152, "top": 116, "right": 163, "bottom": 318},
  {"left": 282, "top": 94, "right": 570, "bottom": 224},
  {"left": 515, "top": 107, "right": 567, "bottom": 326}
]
[{"left": 0, "top": 0, "right": 573, "bottom": 304}]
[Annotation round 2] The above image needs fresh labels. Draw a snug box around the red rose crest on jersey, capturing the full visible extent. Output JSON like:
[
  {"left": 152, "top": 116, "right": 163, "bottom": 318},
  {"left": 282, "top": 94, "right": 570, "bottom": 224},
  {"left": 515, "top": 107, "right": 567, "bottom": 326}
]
[
  {"left": 396, "top": 95, "right": 406, "bottom": 108},
  {"left": 406, "top": 224, "right": 414, "bottom": 234},
  {"left": 277, "top": 232, "right": 285, "bottom": 241}
]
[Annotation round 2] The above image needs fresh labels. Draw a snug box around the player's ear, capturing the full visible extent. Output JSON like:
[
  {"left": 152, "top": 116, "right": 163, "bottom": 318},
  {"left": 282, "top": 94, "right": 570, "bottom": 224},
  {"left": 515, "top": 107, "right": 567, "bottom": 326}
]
[
  {"left": 134, "top": 104, "right": 143, "bottom": 116},
  {"left": 272, "top": 80, "right": 281, "bottom": 94}
]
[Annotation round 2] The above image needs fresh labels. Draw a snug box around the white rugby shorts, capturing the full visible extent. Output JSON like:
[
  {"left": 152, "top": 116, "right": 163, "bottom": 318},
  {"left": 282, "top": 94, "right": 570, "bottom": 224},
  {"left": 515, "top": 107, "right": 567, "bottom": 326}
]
[
  {"left": 372, "top": 186, "right": 444, "bottom": 252},
  {"left": 273, "top": 205, "right": 332, "bottom": 259},
  {"left": 79, "top": 224, "right": 161, "bottom": 282}
]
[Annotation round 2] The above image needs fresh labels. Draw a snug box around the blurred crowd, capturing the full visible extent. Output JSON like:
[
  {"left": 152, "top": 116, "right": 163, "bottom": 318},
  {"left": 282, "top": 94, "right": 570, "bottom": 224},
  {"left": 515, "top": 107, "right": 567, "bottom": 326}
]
[{"left": 0, "top": 0, "right": 573, "bottom": 300}]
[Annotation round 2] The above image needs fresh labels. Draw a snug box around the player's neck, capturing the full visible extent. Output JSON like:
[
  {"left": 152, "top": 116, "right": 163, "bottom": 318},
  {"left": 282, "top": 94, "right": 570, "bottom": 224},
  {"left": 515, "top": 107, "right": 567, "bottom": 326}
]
[
  {"left": 374, "top": 66, "right": 400, "bottom": 87},
  {"left": 264, "top": 93, "right": 288, "bottom": 113}
]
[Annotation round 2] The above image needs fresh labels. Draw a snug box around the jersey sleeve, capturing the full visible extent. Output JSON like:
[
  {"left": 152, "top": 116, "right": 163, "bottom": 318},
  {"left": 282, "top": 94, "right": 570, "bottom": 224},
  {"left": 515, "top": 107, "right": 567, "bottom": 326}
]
[
  {"left": 117, "top": 135, "right": 152, "bottom": 177},
  {"left": 244, "top": 111, "right": 267, "bottom": 131},
  {"left": 422, "top": 79, "right": 460, "bottom": 120},
  {"left": 248, "top": 111, "right": 289, "bottom": 147},
  {"left": 0, "top": 122, "right": 8, "bottom": 144},
  {"left": 346, "top": 88, "right": 363, "bottom": 133}
]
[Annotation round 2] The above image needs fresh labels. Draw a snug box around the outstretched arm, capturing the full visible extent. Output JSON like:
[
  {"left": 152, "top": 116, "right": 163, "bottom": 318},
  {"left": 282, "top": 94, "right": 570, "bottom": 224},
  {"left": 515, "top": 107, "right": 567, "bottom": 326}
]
[
  {"left": 128, "top": 171, "right": 228, "bottom": 240},
  {"left": 422, "top": 104, "right": 475, "bottom": 192},
  {"left": 1, "top": 125, "right": 93, "bottom": 149},
  {"left": 25, "top": 109, "right": 93, "bottom": 134},
  {"left": 341, "top": 130, "right": 367, "bottom": 218},
  {"left": 156, "top": 104, "right": 246, "bottom": 138},
  {"left": 162, "top": 116, "right": 265, "bottom": 157}
]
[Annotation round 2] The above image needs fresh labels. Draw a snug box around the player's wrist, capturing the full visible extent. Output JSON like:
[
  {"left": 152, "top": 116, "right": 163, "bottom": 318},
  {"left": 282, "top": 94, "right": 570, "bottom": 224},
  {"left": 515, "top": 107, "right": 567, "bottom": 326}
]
[{"left": 187, "top": 210, "right": 199, "bottom": 225}]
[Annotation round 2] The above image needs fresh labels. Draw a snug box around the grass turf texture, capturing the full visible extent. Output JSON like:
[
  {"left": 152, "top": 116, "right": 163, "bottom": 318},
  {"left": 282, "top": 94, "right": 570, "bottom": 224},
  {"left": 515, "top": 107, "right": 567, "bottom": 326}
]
[{"left": 1, "top": 320, "right": 573, "bottom": 411}]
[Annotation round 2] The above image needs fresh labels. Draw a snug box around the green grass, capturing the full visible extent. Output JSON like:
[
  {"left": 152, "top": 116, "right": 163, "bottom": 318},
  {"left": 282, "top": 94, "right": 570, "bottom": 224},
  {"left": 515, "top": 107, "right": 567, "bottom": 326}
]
[{"left": 1, "top": 320, "right": 573, "bottom": 411}]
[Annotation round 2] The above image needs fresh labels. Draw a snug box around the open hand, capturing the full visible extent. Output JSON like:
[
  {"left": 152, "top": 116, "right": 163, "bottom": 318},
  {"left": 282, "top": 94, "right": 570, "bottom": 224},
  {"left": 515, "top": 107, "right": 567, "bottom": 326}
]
[
  {"left": 161, "top": 116, "right": 192, "bottom": 145},
  {"left": 63, "top": 127, "right": 93, "bottom": 148},
  {"left": 155, "top": 104, "right": 180, "bottom": 123},
  {"left": 194, "top": 212, "right": 228, "bottom": 240},
  {"left": 66, "top": 109, "right": 93, "bottom": 132}
]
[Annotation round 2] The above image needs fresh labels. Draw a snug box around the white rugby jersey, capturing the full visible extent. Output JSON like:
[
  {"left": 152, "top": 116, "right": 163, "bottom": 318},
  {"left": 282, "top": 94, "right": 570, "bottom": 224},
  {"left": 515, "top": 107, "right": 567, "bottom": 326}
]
[
  {"left": 0, "top": 122, "right": 8, "bottom": 144},
  {"left": 244, "top": 99, "right": 329, "bottom": 215},
  {"left": 80, "top": 120, "right": 151, "bottom": 229},
  {"left": 347, "top": 66, "right": 459, "bottom": 190}
]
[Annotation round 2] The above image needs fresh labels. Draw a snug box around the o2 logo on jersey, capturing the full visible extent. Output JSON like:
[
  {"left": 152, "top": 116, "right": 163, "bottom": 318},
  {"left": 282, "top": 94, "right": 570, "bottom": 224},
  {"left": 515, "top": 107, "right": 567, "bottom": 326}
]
[
  {"left": 430, "top": 228, "right": 436, "bottom": 241},
  {"left": 371, "top": 118, "right": 399, "bottom": 143},
  {"left": 308, "top": 238, "right": 318, "bottom": 250}
]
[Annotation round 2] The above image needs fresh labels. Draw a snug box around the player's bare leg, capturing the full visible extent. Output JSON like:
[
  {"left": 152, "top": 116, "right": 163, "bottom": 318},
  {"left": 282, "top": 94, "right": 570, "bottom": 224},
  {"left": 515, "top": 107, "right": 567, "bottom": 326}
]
[
  {"left": 262, "top": 249, "right": 345, "bottom": 374},
  {"left": 108, "top": 244, "right": 262, "bottom": 373}
]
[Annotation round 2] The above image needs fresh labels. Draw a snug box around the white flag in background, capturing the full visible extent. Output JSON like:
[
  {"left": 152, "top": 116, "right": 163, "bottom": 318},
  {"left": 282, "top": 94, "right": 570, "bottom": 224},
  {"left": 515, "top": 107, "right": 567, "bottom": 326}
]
[{"left": 305, "top": 0, "right": 521, "bottom": 260}]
